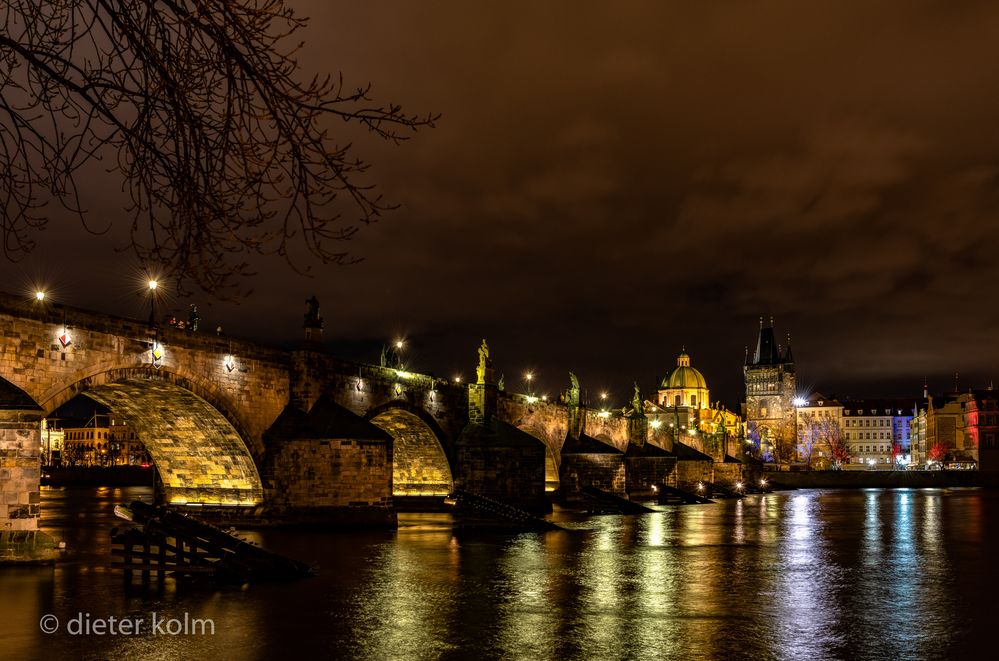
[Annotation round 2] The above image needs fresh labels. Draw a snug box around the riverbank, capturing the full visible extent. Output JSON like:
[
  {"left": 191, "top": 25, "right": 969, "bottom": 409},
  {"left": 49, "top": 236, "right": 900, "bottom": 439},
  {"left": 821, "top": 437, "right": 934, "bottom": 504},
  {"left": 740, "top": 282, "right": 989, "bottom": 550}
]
[
  {"left": 42, "top": 465, "right": 155, "bottom": 487},
  {"left": 763, "top": 469, "right": 984, "bottom": 489}
]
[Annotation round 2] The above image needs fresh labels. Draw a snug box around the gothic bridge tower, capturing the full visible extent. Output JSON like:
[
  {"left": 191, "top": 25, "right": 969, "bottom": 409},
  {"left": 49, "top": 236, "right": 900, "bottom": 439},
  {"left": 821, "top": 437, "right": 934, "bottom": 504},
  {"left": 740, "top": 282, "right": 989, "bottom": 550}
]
[{"left": 744, "top": 317, "right": 796, "bottom": 457}]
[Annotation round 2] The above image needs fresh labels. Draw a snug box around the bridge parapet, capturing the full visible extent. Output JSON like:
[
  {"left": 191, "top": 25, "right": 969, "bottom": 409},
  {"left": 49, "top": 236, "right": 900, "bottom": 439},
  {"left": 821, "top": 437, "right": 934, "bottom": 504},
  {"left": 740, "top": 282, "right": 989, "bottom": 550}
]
[{"left": 0, "top": 291, "right": 291, "bottom": 458}]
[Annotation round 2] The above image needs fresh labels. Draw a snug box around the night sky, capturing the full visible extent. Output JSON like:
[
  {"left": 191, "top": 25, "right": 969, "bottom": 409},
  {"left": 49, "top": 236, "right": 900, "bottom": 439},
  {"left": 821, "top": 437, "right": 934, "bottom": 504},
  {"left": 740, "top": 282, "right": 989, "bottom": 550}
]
[{"left": 4, "top": 1, "right": 999, "bottom": 409}]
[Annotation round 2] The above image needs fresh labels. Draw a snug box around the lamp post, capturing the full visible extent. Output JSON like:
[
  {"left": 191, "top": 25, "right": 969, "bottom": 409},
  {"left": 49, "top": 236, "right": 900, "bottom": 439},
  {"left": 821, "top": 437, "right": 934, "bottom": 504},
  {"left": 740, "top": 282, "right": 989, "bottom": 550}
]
[
  {"left": 147, "top": 279, "right": 159, "bottom": 327},
  {"left": 393, "top": 339, "right": 405, "bottom": 369},
  {"left": 525, "top": 372, "right": 534, "bottom": 397}
]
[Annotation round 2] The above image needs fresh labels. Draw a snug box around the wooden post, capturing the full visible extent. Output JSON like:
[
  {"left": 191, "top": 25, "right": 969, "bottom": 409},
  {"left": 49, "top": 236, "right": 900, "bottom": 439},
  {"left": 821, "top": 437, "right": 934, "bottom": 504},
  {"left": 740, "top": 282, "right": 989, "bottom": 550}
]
[{"left": 142, "top": 539, "right": 150, "bottom": 582}]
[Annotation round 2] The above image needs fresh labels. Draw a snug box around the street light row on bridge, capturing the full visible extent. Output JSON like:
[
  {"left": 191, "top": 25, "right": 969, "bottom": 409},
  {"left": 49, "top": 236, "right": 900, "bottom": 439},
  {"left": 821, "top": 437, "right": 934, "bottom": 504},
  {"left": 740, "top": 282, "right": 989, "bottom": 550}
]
[{"left": 30, "top": 289, "right": 623, "bottom": 406}]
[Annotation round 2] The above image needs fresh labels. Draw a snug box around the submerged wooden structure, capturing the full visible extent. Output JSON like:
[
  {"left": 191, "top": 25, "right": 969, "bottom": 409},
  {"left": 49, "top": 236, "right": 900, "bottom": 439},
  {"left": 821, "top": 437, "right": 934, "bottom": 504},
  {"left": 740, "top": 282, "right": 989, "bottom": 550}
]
[
  {"left": 110, "top": 501, "right": 313, "bottom": 583},
  {"left": 654, "top": 483, "right": 715, "bottom": 505},
  {"left": 447, "top": 488, "right": 563, "bottom": 531},
  {"left": 580, "top": 485, "right": 657, "bottom": 515}
]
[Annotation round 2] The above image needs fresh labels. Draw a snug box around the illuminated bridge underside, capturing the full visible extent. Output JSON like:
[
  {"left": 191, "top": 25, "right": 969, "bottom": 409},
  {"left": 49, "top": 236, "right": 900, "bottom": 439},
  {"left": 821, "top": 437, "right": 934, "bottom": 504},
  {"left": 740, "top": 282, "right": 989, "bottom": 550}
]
[
  {"left": 370, "top": 409, "right": 453, "bottom": 496},
  {"left": 85, "top": 379, "right": 263, "bottom": 506}
]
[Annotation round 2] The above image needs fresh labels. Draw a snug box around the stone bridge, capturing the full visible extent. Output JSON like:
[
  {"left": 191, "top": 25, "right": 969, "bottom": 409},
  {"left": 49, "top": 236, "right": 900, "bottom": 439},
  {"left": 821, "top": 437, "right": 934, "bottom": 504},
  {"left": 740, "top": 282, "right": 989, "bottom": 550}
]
[{"left": 0, "top": 290, "right": 658, "bottom": 529}]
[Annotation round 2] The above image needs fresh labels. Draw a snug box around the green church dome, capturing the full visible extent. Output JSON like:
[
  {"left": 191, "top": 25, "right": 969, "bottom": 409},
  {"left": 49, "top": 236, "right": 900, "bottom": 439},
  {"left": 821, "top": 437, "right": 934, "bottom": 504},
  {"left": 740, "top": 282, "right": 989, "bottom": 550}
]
[{"left": 661, "top": 352, "right": 708, "bottom": 390}]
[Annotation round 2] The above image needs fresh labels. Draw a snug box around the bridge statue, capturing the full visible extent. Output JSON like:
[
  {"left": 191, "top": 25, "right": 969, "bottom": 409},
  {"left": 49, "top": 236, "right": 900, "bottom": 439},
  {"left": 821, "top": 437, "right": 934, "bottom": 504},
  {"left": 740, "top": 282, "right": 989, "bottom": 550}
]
[
  {"left": 476, "top": 339, "right": 491, "bottom": 384},
  {"left": 632, "top": 382, "right": 643, "bottom": 416},
  {"left": 304, "top": 296, "right": 322, "bottom": 327}
]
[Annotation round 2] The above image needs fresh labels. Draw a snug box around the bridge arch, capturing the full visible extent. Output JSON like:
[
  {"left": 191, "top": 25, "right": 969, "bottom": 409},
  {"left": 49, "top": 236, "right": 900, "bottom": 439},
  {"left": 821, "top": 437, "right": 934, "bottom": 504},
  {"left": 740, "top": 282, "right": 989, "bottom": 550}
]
[
  {"left": 366, "top": 402, "right": 453, "bottom": 496},
  {"left": 78, "top": 378, "right": 263, "bottom": 506},
  {"left": 516, "top": 424, "right": 560, "bottom": 492},
  {"left": 38, "top": 363, "right": 261, "bottom": 460}
]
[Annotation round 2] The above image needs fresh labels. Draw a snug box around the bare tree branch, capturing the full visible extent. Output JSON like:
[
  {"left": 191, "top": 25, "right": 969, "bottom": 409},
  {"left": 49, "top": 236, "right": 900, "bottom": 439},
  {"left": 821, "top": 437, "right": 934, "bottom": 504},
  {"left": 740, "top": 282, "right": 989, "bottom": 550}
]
[{"left": 0, "top": 0, "right": 437, "bottom": 296}]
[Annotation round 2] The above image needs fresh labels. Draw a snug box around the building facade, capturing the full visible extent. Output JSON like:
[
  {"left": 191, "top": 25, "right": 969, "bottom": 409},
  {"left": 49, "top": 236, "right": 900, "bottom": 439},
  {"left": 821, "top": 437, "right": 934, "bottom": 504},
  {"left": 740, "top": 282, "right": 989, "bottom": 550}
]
[
  {"left": 913, "top": 389, "right": 994, "bottom": 467},
  {"left": 61, "top": 414, "right": 149, "bottom": 467},
  {"left": 841, "top": 400, "right": 915, "bottom": 467},
  {"left": 973, "top": 388, "right": 999, "bottom": 472},
  {"left": 794, "top": 392, "right": 844, "bottom": 468}
]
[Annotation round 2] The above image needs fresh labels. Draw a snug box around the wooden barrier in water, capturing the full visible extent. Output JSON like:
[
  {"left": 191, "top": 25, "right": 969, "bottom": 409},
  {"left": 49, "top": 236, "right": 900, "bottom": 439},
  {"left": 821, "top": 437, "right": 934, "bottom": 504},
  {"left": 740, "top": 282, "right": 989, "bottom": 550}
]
[{"left": 110, "top": 500, "right": 313, "bottom": 583}]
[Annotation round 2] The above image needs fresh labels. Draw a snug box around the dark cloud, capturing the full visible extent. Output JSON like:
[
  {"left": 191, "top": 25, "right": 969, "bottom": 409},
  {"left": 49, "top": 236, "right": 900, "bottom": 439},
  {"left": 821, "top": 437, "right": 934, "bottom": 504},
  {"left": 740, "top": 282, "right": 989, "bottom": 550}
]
[{"left": 4, "top": 0, "right": 999, "bottom": 406}]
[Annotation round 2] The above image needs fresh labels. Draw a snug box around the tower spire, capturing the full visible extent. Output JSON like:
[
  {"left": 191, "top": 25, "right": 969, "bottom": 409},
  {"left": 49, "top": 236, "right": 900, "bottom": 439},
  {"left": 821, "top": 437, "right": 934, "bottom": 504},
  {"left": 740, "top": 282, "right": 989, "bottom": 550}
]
[{"left": 752, "top": 317, "right": 779, "bottom": 365}]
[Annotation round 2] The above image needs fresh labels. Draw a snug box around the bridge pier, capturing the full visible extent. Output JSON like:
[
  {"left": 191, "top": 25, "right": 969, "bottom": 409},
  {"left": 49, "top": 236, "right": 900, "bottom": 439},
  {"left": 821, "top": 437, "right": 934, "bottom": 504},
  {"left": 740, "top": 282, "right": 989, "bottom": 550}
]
[
  {"left": 260, "top": 396, "right": 396, "bottom": 526},
  {"left": 0, "top": 394, "right": 59, "bottom": 562},
  {"left": 0, "top": 406, "right": 42, "bottom": 531},
  {"left": 452, "top": 344, "right": 548, "bottom": 514}
]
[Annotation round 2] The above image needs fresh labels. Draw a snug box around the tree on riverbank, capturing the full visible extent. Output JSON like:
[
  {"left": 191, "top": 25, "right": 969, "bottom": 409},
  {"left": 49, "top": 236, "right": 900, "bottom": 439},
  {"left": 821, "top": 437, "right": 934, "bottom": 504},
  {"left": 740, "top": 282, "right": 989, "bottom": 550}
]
[
  {"left": 1, "top": 0, "right": 436, "bottom": 296},
  {"left": 798, "top": 415, "right": 849, "bottom": 469}
]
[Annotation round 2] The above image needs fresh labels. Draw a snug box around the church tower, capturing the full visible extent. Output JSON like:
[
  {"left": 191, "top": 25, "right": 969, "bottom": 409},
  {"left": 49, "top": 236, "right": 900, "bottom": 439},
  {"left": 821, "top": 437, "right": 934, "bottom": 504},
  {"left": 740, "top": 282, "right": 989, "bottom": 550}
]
[{"left": 743, "top": 317, "right": 796, "bottom": 457}]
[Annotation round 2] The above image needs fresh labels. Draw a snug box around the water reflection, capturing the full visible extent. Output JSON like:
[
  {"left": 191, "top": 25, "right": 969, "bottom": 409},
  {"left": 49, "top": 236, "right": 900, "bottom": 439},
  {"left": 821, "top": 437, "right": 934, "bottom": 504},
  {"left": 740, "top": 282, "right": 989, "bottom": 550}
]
[{"left": 0, "top": 487, "right": 995, "bottom": 658}]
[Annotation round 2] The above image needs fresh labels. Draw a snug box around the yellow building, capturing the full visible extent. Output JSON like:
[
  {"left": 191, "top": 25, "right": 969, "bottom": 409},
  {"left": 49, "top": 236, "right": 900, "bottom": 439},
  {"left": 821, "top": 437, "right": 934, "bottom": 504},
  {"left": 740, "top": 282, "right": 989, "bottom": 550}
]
[
  {"left": 657, "top": 350, "right": 710, "bottom": 409},
  {"left": 62, "top": 415, "right": 149, "bottom": 466},
  {"left": 649, "top": 349, "right": 743, "bottom": 460}
]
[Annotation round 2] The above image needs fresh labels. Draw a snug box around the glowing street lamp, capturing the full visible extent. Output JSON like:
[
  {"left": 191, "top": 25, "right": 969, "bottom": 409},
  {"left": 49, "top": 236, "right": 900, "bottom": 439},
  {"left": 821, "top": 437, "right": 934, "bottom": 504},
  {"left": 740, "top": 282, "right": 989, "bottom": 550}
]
[
  {"left": 525, "top": 371, "right": 534, "bottom": 396},
  {"left": 391, "top": 338, "right": 406, "bottom": 369},
  {"left": 34, "top": 291, "right": 45, "bottom": 302},
  {"left": 147, "top": 279, "right": 159, "bottom": 327}
]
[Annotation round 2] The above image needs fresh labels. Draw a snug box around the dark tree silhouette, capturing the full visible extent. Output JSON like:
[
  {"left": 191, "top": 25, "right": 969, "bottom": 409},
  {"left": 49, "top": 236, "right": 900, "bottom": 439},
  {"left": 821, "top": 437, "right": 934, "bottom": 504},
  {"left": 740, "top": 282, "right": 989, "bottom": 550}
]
[{"left": 0, "top": 0, "right": 436, "bottom": 295}]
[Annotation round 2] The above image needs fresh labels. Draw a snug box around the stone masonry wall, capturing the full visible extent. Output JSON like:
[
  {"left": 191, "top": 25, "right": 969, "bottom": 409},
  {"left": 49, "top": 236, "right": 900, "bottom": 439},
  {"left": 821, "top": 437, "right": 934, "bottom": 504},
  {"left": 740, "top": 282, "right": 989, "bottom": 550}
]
[
  {"left": 457, "top": 444, "right": 546, "bottom": 513},
  {"left": 85, "top": 380, "right": 262, "bottom": 505},
  {"left": 583, "top": 410, "right": 631, "bottom": 451},
  {"left": 675, "top": 459, "right": 714, "bottom": 487},
  {"left": 300, "top": 353, "right": 469, "bottom": 463},
  {"left": 559, "top": 454, "right": 627, "bottom": 498},
  {"left": 0, "top": 292, "right": 290, "bottom": 460},
  {"left": 369, "top": 408, "right": 453, "bottom": 495},
  {"left": 625, "top": 456, "right": 678, "bottom": 497},
  {"left": 713, "top": 463, "right": 747, "bottom": 487},
  {"left": 0, "top": 409, "right": 41, "bottom": 531},
  {"left": 263, "top": 438, "right": 393, "bottom": 516}
]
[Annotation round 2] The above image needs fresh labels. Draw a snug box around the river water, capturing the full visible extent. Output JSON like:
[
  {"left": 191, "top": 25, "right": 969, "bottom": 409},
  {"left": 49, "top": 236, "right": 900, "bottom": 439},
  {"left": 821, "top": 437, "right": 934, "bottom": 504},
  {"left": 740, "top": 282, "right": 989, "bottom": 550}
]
[{"left": 0, "top": 486, "right": 993, "bottom": 660}]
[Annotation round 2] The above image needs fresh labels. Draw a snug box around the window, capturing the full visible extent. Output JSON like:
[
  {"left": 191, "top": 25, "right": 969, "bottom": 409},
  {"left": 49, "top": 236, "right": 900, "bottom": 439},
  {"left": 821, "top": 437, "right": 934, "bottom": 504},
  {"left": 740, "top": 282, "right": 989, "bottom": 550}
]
[
  {"left": 674, "top": 395, "right": 681, "bottom": 407},
  {"left": 690, "top": 395, "right": 697, "bottom": 407}
]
